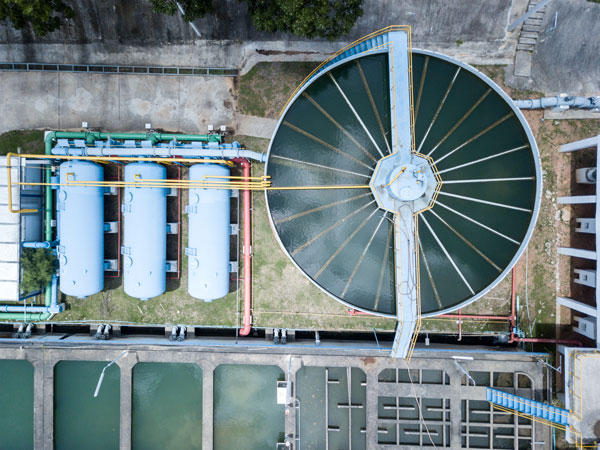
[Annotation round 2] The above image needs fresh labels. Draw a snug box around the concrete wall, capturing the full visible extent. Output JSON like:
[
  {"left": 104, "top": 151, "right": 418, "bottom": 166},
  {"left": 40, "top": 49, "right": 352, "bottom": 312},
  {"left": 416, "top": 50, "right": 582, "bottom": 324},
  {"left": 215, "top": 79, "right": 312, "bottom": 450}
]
[{"left": 0, "top": 0, "right": 523, "bottom": 69}]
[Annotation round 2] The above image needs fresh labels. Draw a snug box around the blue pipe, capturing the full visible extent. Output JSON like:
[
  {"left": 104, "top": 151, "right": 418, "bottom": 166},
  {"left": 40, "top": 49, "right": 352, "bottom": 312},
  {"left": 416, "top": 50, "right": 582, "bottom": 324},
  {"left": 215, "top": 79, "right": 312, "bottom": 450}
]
[
  {"left": 19, "top": 290, "right": 42, "bottom": 301},
  {"left": 50, "top": 274, "right": 58, "bottom": 307},
  {"left": 0, "top": 275, "right": 63, "bottom": 316},
  {"left": 0, "top": 305, "right": 53, "bottom": 313},
  {"left": 22, "top": 241, "right": 58, "bottom": 249}
]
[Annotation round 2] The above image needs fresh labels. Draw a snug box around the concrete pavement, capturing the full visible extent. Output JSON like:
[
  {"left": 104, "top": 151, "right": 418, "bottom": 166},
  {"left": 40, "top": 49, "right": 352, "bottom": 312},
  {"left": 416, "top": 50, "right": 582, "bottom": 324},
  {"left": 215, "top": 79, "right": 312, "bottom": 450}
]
[
  {"left": 0, "top": 71, "right": 234, "bottom": 134},
  {"left": 505, "top": 0, "right": 600, "bottom": 95}
]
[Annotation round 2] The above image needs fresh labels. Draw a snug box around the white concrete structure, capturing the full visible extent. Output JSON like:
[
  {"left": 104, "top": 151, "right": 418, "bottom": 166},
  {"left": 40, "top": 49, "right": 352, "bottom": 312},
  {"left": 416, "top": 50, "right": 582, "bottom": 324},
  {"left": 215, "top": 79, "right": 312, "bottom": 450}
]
[
  {"left": 0, "top": 156, "right": 21, "bottom": 301},
  {"left": 557, "top": 135, "right": 600, "bottom": 346}
]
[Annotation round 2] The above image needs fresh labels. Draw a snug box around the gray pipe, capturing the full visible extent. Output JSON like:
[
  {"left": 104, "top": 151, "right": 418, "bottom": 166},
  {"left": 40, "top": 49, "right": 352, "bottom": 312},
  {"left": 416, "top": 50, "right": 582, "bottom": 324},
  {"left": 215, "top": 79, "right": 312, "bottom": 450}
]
[
  {"left": 51, "top": 146, "right": 267, "bottom": 163},
  {"left": 170, "top": 326, "right": 178, "bottom": 341},
  {"left": 515, "top": 95, "right": 600, "bottom": 111},
  {"left": 24, "top": 323, "right": 34, "bottom": 337},
  {"left": 177, "top": 326, "right": 186, "bottom": 342}
]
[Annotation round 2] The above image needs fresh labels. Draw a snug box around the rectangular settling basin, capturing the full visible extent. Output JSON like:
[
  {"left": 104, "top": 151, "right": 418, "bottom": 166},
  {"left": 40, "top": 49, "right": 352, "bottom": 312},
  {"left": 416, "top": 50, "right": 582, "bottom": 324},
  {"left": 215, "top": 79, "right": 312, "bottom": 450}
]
[
  {"left": 54, "top": 361, "right": 120, "bottom": 449},
  {"left": 132, "top": 362, "right": 203, "bottom": 449},
  {"left": 213, "top": 364, "right": 284, "bottom": 449},
  {"left": 0, "top": 360, "right": 33, "bottom": 449},
  {"left": 296, "top": 366, "right": 366, "bottom": 450}
]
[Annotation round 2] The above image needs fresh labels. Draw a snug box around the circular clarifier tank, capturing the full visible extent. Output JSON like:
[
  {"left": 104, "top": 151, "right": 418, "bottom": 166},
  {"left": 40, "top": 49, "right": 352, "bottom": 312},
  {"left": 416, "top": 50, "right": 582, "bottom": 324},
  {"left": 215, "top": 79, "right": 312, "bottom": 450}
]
[{"left": 265, "top": 49, "right": 541, "bottom": 317}]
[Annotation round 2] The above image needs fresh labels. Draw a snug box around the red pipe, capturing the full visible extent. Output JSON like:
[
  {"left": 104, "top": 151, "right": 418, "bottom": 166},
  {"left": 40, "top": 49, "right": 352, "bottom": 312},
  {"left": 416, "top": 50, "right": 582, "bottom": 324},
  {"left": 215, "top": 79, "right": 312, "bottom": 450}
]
[
  {"left": 438, "top": 314, "right": 512, "bottom": 320},
  {"left": 511, "top": 337, "right": 582, "bottom": 345},
  {"left": 232, "top": 158, "right": 252, "bottom": 336},
  {"left": 510, "top": 266, "right": 517, "bottom": 328},
  {"left": 506, "top": 267, "right": 582, "bottom": 346},
  {"left": 348, "top": 308, "right": 372, "bottom": 316}
]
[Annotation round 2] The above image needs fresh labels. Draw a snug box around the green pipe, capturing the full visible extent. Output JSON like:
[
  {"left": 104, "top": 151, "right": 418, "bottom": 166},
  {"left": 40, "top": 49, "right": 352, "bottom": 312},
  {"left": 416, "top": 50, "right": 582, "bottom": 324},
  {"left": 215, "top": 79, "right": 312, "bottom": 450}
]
[
  {"left": 0, "top": 312, "right": 49, "bottom": 321},
  {"left": 49, "top": 131, "right": 221, "bottom": 145},
  {"left": 43, "top": 132, "right": 55, "bottom": 311}
]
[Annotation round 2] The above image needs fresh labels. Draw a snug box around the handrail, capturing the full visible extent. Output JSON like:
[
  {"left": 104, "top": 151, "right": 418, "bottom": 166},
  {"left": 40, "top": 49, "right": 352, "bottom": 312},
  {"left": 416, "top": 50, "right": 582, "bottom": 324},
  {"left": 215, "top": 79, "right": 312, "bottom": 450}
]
[{"left": 5, "top": 154, "right": 36, "bottom": 213}]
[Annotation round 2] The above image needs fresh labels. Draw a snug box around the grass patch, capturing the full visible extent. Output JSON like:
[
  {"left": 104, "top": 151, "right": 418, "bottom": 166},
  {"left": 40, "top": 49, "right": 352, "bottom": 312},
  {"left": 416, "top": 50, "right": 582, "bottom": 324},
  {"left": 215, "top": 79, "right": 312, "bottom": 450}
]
[
  {"left": 239, "top": 137, "right": 395, "bottom": 331},
  {"left": 237, "top": 62, "right": 316, "bottom": 119},
  {"left": 0, "top": 130, "right": 45, "bottom": 155}
]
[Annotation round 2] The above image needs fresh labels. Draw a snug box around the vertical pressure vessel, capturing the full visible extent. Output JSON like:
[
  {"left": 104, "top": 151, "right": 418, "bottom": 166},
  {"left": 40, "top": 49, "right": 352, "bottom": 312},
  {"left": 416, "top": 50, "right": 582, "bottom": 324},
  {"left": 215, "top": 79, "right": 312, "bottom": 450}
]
[
  {"left": 187, "top": 164, "right": 231, "bottom": 301},
  {"left": 57, "top": 161, "right": 104, "bottom": 298},
  {"left": 122, "top": 162, "right": 166, "bottom": 300}
]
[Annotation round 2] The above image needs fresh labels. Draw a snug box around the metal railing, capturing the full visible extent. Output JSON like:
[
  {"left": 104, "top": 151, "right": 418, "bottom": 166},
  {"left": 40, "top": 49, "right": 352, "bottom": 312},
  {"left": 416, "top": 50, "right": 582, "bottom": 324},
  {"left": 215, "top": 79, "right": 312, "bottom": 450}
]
[
  {"left": 414, "top": 152, "right": 443, "bottom": 215},
  {"left": 0, "top": 62, "right": 237, "bottom": 77}
]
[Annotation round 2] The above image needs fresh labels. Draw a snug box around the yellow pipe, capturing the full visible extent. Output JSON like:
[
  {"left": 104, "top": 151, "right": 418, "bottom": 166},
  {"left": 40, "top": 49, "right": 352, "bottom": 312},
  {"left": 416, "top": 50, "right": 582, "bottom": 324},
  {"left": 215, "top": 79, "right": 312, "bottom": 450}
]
[
  {"left": 69, "top": 178, "right": 270, "bottom": 187},
  {"left": 7, "top": 152, "right": 233, "bottom": 165},
  {"left": 6, "top": 155, "right": 37, "bottom": 213},
  {"left": 6, "top": 152, "right": 236, "bottom": 213},
  {"left": 14, "top": 181, "right": 271, "bottom": 190},
  {"left": 267, "top": 185, "right": 369, "bottom": 191},
  {"left": 131, "top": 174, "right": 269, "bottom": 184},
  {"left": 280, "top": 25, "right": 411, "bottom": 115},
  {"left": 15, "top": 180, "right": 369, "bottom": 191},
  {"left": 384, "top": 166, "right": 406, "bottom": 187},
  {"left": 201, "top": 175, "right": 270, "bottom": 180}
]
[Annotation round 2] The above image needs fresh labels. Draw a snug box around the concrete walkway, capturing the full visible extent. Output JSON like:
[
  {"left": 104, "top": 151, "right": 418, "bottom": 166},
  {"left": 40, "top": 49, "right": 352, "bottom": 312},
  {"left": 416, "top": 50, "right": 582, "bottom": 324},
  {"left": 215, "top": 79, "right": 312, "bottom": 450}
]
[{"left": 236, "top": 114, "right": 277, "bottom": 140}]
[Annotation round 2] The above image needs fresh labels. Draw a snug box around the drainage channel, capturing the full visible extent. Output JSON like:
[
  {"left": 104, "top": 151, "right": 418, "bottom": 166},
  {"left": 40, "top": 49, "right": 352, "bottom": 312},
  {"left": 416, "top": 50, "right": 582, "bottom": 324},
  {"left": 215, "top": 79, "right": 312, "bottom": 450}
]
[{"left": 0, "top": 62, "right": 237, "bottom": 76}]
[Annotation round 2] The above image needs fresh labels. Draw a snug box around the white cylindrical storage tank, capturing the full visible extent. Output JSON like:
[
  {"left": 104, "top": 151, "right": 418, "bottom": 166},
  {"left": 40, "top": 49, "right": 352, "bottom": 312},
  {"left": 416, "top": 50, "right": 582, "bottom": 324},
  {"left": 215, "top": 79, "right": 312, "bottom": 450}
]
[
  {"left": 122, "top": 162, "right": 167, "bottom": 300},
  {"left": 57, "top": 161, "right": 104, "bottom": 298},
  {"left": 187, "top": 164, "right": 231, "bottom": 301}
]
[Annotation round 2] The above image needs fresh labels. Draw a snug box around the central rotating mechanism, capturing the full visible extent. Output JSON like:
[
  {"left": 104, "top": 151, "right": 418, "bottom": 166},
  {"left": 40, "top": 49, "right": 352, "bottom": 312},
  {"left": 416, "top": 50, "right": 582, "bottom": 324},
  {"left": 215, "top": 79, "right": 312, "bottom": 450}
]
[{"left": 370, "top": 153, "right": 437, "bottom": 212}]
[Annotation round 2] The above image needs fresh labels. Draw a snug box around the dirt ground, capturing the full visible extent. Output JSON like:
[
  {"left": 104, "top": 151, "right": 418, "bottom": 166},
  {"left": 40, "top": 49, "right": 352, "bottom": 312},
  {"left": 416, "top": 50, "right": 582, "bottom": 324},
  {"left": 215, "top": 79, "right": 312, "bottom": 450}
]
[{"left": 236, "top": 62, "right": 317, "bottom": 119}]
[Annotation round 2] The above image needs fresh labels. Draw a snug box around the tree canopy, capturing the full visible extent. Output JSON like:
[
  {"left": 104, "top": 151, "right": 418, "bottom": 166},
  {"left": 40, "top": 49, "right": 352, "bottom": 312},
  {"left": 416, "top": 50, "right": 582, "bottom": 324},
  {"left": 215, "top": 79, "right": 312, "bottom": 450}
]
[
  {"left": 20, "top": 248, "right": 56, "bottom": 294},
  {"left": 149, "top": 0, "right": 213, "bottom": 22},
  {"left": 245, "top": 0, "right": 363, "bottom": 41},
  {"left": 0, "top": 0, "right": 73, "bottom": 36}
]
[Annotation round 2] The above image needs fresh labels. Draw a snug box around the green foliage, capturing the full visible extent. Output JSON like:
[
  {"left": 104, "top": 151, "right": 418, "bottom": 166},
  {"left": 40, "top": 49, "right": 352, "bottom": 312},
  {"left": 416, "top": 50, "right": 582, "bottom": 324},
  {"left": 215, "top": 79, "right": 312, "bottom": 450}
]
[
  {"left": 245, "top": 0, "right": 364, "bottom": 41},
  {"left": 20, "top": 248, "right": 55, "bottom": 294},
  {"left": 0, "top": 130, "right": 44, "bottom": 156},
  {"left": 0, "top": 0, "right": 73, "bottom": 36},
  {"left": 149, "top": 0, "right": 213, "bottom": 22}
]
